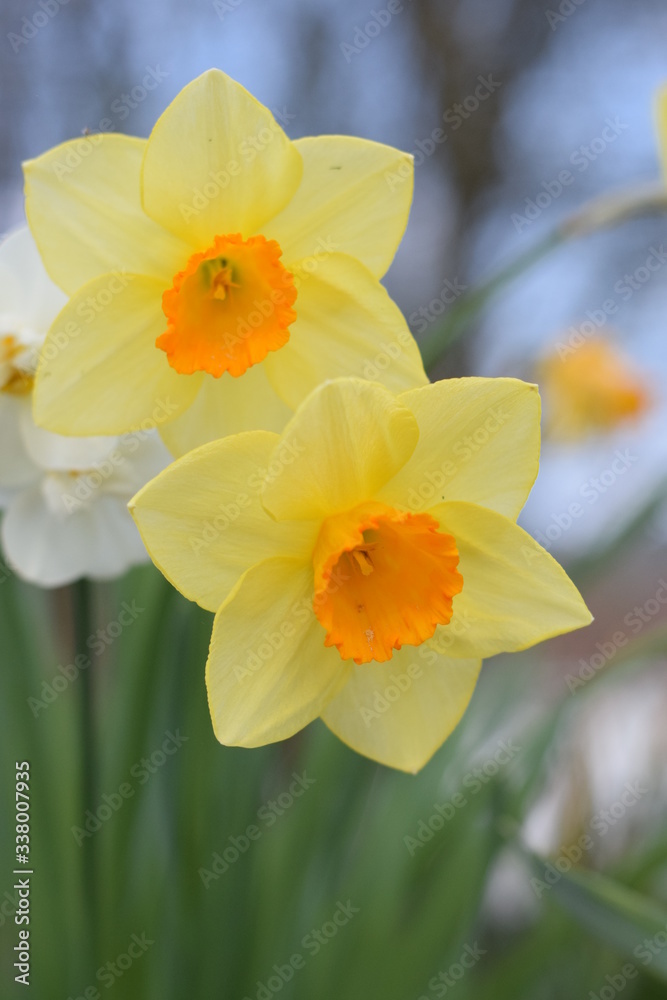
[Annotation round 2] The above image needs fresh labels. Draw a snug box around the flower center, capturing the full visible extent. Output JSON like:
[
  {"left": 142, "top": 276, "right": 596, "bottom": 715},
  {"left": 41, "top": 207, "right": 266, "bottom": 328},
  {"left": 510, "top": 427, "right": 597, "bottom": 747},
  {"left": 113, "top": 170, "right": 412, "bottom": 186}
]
[
  {"left": 0, "top": 334, "right": 35, "bottom": 395},
  {"left": 157, "top": 234, "right": 297, "bottom": 378},
  {"left": 312, "top": 501, "right": 463, "bottom": 664}
]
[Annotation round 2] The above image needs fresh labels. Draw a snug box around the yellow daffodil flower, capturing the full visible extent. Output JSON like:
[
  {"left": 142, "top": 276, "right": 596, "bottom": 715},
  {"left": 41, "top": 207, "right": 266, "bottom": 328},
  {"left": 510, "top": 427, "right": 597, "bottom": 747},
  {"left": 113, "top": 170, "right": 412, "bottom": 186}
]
[
  {"left": 130, "top": 377, "right": 592, "bottom": 772},
  {"left": 24, "top": 69, "right": 426, "bottom": 456},
  {"left": 539, "top": 337, "right": 650, "bottom": 441}
]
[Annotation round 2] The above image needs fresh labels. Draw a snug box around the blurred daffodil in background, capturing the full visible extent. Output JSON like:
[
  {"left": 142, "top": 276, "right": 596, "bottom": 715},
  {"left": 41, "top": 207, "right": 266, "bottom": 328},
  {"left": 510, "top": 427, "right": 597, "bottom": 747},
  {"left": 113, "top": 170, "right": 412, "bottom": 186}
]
[
  {"left": 0, "top": 226, "right": 168, "bottom": 586},
  {"left": 25, "top": 69, "right": 426, "bottom": 456},
  {"left": 538, "top": 335, "right": 651, "bottom": 441},
  {"left": 131, "top": 376, "right": 591, "bottom": 771}
]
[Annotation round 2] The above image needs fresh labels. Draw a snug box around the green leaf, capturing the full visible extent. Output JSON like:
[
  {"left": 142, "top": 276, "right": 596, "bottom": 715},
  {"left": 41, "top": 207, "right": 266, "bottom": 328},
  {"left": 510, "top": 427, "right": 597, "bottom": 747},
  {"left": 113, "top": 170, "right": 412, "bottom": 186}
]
[{"left": 532, "top": 859, "right": 667, "bottom": 982}]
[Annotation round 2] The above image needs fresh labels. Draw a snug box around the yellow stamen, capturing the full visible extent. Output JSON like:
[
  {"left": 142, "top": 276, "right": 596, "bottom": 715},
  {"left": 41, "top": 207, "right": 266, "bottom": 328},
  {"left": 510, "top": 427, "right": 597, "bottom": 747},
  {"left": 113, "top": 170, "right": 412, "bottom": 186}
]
[
  {"left": 0, "top": 335, "right": 34, "bottom": 396},
  {"left": 312, "top": 501, "right": 463, "bottom": 664}
]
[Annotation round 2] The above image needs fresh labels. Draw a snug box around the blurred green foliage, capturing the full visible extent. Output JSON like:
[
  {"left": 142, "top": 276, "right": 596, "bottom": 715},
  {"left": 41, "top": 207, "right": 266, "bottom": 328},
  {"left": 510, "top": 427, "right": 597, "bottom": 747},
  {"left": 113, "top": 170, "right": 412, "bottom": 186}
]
[{"left": 1, "top": 531, "right": 665, "bottom": 998}]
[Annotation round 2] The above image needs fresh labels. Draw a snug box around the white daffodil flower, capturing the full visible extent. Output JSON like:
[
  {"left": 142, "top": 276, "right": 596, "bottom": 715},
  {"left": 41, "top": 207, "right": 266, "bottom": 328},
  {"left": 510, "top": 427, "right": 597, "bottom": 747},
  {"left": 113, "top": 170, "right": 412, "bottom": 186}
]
[{"left": 0, "top": 226, "right": 169, "bottom": 587}]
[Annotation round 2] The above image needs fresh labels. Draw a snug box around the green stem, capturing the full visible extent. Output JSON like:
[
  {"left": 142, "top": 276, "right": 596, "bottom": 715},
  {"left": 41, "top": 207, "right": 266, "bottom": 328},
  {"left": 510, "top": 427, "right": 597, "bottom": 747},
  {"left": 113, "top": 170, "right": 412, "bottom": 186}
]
[
  {"left": 422, "top": 182, "right": 667, "bottom": 372},
  {"left": 71, "top": 578, "right": 99, "bottom": 972}
]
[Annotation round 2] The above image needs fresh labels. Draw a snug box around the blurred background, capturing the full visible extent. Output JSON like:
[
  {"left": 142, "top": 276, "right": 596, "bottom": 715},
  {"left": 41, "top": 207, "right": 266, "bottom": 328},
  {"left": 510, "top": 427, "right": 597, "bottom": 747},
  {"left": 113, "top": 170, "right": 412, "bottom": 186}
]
[{"left": 1, "top": 0, "right": 666, "bottom": 997}]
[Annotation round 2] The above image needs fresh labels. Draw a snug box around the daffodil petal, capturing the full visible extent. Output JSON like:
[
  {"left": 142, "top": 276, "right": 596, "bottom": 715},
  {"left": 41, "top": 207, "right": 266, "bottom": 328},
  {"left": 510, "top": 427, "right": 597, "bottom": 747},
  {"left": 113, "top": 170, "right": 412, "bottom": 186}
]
[
  {"left": 378, "top": 378, "right": 541, "bottom": 519},
  {"left": 206, "top": 557, "right": 350, "bottom": 747},
  {"left": 130, "top": 432, "right": 318, "bottom": 612},
  {"left": 158, "top": 362, "right": 291, "bottom": 458},
  {"left": 264, "top": 253, "right": 427, "bottom": 410},
  {"left": 263, "top": 136, "right": 413, "bottom": 278},
  {"left": 655, "top": 86, "right": 667, "bottom": 178},
  {"left": 261, "top": 378, "right": 420, "bottom": 522},
  {"left": 426, "top": 501, "right": 593, "bottom": 659},
  {"left": 33, "top": 274, "right": 202, "bottom": 435},
  {"left": 24, "top": 134, "right": 189, "bottom": 294},
  {"left": 141, "top": 69, "right": 303, "bottom": 246},
  {"left": 321, "top": 647, "right": 481, "bottom": 773}
]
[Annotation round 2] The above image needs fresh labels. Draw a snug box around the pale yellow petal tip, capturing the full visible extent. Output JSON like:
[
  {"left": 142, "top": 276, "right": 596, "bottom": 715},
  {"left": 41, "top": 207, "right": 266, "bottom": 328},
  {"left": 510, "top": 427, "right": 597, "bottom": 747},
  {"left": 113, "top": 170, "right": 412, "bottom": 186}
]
[
  {"left": 654, "top": 85, "right": 667, "bottom": 169},
  {"left": 126, "top": 460, "right": 174, "bottom": 520},
  {"left": 197, "top": 67, "right": 227, "bottom": 81},
  {"left": 654, "top": 83, "right": 667, "bottom": 116},
  {"left": 322, "top": 661, "right": 481, "bottom": 774},
  {"left": 573, "top": 605, "right": 595, "bottom": 631},
  {"left": 520, "top": 596, "right": 594, "bottom": 649},
  {"left": 205, "top": 663, "right": 229, "bottom": 748},
  {"left": 155, "top": 67, "right": 287, "bottom": 126},
  {"left": 324, "top": 727, "right": 442, "bottom": 775},
  {"left": 504, "top": 377, "right": 540, "bottom": 395}
]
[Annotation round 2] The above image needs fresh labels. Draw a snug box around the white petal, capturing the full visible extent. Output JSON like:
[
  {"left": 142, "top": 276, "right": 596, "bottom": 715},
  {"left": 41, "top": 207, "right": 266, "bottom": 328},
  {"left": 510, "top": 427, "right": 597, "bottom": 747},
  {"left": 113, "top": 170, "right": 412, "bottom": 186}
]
[
  {"left": 2, "top": 486, "right": 147, "bottom": 587},
  {"left": 19, "top": 409, "right": 119, "bottom": 472},
  {"left": 0, "top": 225, "right": 66, "bottom": 334},
  {"left": 98, "top": 432, "right": 171, "bottom": 497}
]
